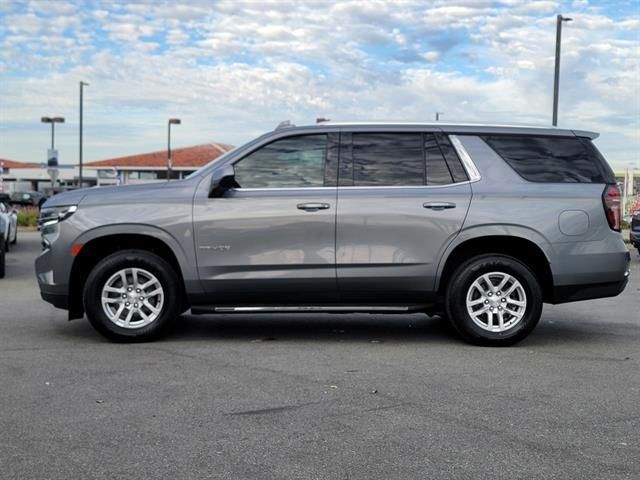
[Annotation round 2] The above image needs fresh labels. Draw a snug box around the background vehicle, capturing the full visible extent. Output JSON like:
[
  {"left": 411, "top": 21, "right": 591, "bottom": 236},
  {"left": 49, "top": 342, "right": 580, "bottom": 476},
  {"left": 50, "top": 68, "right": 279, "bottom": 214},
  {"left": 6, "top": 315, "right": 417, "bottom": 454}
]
[
  {"left": 0, "top": 192, "right": 11, "bottom": 204},
  {"left": 0, "top": 216, "right": 5, "bottom": 278},
  {"left": 11, "top": 191, "right": 46, "bottom": 208},
  {"left": 36, "top": 123, "right": 630, "bottom": 346},
  {"left": 0, "top": 202, "right": 17, "bottom": 251},
  {"left": 630, "top": 209, "right": 640, "bottom": 255}
]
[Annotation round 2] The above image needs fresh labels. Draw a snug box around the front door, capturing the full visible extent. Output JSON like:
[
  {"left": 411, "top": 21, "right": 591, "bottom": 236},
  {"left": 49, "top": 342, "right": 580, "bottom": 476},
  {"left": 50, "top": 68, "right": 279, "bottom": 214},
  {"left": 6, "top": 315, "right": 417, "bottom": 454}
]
[
  {"left": 193, "top": 133, "right": 339, "bottom": 304},
  {"left": 335, "top": 131, "right": 472, "bottom": 303}
]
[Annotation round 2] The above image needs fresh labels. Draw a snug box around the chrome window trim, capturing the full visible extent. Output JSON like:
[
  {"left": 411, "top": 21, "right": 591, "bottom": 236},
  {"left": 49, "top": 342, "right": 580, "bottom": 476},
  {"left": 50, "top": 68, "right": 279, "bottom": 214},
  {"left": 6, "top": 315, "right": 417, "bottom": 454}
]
[
  {"left": 448, "top": 135, "right": 481, "bottom": 182},
  {"left": 230, "top": 186, "right": 337, "bottom": 192},
  {"left": 232, "top": 183, "right": 472, "bottom": 192},
  {"left": 337, "top": 181, "right": 471, "bottom": 190}
]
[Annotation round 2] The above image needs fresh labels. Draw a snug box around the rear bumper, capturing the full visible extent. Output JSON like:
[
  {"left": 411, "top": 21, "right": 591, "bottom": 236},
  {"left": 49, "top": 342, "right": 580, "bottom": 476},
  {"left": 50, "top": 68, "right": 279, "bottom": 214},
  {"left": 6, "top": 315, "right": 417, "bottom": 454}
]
[
  {"left": 550, "top": 246, "right": 630, "bottom": 303},
  {"left": 551, "top": 275, "right": 629, "bottom": 304}
]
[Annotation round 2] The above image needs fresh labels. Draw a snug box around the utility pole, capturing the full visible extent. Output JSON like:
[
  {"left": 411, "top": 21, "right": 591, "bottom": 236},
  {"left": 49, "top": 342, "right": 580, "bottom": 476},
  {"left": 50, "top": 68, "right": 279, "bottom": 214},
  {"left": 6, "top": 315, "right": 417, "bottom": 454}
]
[
  {"left": 167, "top": 118, "right": 181, "bottom": 181},
  {"left": 552, "top": 14, "right": 572, "bottom": 126},
  {"left": 79, "top": 81, "right": 89, "bottom": 187}
]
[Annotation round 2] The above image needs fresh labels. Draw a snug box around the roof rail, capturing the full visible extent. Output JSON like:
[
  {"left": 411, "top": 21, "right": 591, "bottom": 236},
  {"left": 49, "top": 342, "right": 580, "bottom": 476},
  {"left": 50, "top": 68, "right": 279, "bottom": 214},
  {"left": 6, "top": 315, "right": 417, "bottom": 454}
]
[{"left": 276, "top": 120, "right": 295, "bottom": 130}]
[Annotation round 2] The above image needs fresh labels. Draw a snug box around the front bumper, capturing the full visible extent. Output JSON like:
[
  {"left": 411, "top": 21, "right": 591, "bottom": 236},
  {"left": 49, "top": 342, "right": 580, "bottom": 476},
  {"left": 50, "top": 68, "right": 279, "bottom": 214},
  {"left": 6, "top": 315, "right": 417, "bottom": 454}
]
[{"left": 35, "top": 246, "right": 70, "bottom": 311}]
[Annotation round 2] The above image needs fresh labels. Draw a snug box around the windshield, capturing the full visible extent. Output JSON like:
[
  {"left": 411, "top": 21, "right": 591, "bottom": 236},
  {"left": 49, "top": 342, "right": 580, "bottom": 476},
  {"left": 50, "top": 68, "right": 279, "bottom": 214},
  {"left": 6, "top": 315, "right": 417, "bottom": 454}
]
[{"left": 187, "top": 147, "right": 236, "bottom": 179}]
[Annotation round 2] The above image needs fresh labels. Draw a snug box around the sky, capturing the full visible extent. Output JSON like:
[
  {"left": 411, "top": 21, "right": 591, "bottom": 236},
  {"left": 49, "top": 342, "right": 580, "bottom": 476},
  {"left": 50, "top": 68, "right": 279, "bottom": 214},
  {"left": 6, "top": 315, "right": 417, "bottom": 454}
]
[{"left": 0, "top": 0, "right": 638, "bottom": 171}]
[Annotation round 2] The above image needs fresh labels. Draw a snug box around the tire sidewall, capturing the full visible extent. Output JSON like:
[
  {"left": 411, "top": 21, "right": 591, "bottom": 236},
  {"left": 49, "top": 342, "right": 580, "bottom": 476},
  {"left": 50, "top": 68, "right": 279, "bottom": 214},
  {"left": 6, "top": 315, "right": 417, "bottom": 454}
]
[
  {"left": 446, "top": 255, "right": 543, "bottom": 346},
  {"left": 84, "top": 250, "right": 181, "bottom": 342}
]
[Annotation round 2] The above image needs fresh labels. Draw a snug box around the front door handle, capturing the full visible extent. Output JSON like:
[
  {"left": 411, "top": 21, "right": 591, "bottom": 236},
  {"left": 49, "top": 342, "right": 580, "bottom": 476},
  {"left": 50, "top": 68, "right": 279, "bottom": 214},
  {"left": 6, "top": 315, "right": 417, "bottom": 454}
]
[
  {"left": 297, "top": 202, "right": 330, "bottom": 212},
  {"left": 423, "top": 202, "right": 456, "bottom": 210}
]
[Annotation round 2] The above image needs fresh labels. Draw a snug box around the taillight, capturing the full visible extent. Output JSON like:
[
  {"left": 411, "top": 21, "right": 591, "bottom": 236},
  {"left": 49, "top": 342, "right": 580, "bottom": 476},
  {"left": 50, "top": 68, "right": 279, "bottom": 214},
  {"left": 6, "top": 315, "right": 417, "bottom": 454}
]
[{"left": 602, "top": 184, "right": 621, "bottom": 232}]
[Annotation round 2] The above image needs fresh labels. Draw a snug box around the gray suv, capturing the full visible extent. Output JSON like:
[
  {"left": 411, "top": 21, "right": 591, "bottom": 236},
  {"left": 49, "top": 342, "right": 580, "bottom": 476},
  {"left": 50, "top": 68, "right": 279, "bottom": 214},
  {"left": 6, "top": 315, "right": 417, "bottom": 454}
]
[{"left": 36, "top": 123, "right": 630, "bottom": 346}]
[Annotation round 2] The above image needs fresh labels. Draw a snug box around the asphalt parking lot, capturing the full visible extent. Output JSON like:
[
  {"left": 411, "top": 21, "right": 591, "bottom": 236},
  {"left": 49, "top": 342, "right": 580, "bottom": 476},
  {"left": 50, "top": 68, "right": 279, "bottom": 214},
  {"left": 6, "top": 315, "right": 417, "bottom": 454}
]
[{"left": 1, "top": 231, "right": 638, "bottom": 480}]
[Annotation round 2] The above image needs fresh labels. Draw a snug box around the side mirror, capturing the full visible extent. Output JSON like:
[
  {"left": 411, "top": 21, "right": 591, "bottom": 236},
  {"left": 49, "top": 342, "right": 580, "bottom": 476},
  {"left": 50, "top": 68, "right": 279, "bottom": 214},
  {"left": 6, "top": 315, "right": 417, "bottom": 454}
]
[{"left": 209, "top": 164, "right": 237, "bottom": 197}]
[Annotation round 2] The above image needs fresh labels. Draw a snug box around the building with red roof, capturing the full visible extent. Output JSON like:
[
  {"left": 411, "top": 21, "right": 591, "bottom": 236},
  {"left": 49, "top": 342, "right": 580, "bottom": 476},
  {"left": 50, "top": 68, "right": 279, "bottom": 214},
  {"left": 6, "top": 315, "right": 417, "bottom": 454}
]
[{"left": 85, "top": 143, "right": 233, "bottom": 185}]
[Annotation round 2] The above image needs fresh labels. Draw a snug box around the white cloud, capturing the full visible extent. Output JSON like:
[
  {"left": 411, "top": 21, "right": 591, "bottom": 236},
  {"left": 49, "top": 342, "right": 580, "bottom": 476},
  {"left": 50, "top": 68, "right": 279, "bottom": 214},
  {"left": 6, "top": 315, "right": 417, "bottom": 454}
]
[{"left": 0, "top": 0, "right": 637, "bottom": 169}]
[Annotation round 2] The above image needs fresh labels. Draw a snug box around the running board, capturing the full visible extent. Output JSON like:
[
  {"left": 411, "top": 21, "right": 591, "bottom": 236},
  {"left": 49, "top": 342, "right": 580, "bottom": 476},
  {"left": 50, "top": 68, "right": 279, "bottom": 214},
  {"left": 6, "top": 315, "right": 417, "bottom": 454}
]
[{"left": 190, "top": 305, "right": 429, "bottom": 315}]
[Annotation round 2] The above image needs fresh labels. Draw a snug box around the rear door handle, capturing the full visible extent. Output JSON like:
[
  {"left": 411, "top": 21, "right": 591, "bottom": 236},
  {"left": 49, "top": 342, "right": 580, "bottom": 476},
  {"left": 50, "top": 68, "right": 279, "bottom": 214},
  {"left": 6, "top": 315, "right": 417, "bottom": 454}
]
[
  {"left": 423, "top": 202, "right": 456, "bottom": 210},
  {"left": 297, "top": 202, "right": 330, "bottom": 212}
]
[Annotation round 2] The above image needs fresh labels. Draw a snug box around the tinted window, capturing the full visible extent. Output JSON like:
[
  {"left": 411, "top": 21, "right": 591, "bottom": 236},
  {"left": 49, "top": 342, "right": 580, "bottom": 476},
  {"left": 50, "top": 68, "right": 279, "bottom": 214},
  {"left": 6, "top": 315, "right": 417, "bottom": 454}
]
[
  {"left": 435, "top": 133, "right": 468, "bottom": 183},
  {"left": 482, "top": 135, "right": 613, "bottom": 183},
  {"left": 234, "top": 134, "right": 327, "bottom": 188},
  {"left": 425, "top": 134, "right": 453, "bottom": 185},
  {"left": 352, "top": 133, "right": 424, "bottom": 186}
]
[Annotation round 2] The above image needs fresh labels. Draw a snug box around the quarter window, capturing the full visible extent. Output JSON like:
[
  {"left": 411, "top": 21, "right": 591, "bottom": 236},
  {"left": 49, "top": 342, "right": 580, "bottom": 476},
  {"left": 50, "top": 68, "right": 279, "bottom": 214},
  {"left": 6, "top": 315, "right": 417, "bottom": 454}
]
[
  {"left": 234, "top": 134, "right": 327, "bottom": 188},
  {"left": 482, "top": 135, "right": 614, "bottom": 183}
]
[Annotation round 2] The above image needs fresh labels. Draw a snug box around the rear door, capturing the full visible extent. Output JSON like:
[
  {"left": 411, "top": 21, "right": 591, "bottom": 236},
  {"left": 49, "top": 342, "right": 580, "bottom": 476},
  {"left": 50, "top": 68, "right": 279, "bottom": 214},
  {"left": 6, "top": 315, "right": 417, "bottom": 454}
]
[{"left": 335, "top": 130, "right": 472, "bottom": 302}]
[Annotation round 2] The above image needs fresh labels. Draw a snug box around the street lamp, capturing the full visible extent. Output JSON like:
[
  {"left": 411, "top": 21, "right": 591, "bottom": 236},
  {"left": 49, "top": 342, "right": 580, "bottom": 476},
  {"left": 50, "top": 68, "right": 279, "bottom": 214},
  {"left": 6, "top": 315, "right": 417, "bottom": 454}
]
[
  {"left": 167, "top": 118, "right": 181, "bottom": 181},
  {"left": 79, "top": 81, "right": 89, "bottom": 187},
  {"left": 552, "top": 14, "right": 572, "bottom": 127},
  {"left": 41, "top": 116, "right": 65, "bottom": 150}
]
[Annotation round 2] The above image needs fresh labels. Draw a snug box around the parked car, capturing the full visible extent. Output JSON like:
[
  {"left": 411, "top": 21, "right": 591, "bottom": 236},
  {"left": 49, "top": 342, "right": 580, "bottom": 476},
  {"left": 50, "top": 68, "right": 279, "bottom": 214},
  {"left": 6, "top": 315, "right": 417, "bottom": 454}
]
[
  {"left": 35, "top": 123, "right": 630, "bottom": 346},
  {"left": 630, "top": 209, "right": 640, "bottom": 255},
  {"left": 0, "top": 201, "right": 17, "bottom": 252},
  {"left": 0, "top": 215, "right": 6, "bottom": 278},
  {"left": 0, "top": 192, "right": 12, "bottom": 204},
  {"left": 11, "top": 191, "right": 46, "bottom": 208}
]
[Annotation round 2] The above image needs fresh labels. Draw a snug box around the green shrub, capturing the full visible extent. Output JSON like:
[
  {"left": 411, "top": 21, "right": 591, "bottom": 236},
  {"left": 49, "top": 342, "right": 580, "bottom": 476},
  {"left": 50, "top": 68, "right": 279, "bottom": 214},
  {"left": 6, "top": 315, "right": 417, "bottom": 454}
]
[{"left": 17, "top": 207, "right": 39, "bottom": 227}]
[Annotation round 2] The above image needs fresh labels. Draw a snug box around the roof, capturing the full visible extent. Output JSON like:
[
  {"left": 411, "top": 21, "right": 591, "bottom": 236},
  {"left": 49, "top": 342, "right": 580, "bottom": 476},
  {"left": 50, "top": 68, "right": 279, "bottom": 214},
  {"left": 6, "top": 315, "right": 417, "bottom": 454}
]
[
  {"left": 85, "top": 143, "right": 234, "bottom": 169},
  {"left": 0, "top": 158, "right": 40, "bottom": 169},
  {"left": 282, "top": 122, "right": 599, "bottom": 139}
]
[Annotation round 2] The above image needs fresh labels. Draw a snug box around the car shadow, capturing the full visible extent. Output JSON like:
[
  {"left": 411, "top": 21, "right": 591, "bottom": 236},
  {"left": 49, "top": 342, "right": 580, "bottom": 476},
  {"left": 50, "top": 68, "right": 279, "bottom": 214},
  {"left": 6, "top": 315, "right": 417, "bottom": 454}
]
[{"left": 163, "top": 313, "right": 463, "bottom": 345}]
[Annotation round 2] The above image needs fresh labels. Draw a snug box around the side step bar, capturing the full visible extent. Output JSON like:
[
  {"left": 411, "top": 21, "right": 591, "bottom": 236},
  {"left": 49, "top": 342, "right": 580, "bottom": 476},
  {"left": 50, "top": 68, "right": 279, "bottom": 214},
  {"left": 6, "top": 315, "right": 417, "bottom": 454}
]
[{"left": 191, "top": 305, "right": 429, "bottom": 315}]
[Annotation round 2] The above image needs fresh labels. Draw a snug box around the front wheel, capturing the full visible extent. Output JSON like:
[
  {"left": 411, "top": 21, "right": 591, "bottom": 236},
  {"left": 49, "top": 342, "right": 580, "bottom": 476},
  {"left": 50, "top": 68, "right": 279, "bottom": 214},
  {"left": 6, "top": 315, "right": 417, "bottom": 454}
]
[
  {"left": 84, "top": 250, "right": 182, "bottom": 342},
  {"left": 445, "top": 254, "right": 543, "bottom": 346},
  {"left": 4, "top": 229, "right": 9, "bottom": 252}
]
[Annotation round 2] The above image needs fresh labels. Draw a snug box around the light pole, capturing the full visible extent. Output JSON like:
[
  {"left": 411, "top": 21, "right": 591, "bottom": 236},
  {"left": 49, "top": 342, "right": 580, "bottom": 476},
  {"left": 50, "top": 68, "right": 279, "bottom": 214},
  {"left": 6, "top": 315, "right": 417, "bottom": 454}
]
[
  {"left": 552, "top": 14, "right": 572, "bottom": 127},
  {"left": 41, "top": 116, "right": 65, "bottom": 150},
  {"left": 41, "top": 116, "right": 65, "bottom": 189},
  {"left": 79, "top": 81, "right": 89, "bottom": 187},
  {"left": 167, "top": 118, "right": 181, "bottom": 181}
]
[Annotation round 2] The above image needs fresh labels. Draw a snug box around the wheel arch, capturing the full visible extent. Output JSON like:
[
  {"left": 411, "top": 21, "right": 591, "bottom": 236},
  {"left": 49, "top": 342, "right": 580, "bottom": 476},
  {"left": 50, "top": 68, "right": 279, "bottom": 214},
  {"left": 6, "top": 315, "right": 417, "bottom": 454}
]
[
  {"left": 436, "top": 229, "right": 554, "bottom": 302},
  {"left": 68, "top": 231, "right": 191, "bottom": 319}
]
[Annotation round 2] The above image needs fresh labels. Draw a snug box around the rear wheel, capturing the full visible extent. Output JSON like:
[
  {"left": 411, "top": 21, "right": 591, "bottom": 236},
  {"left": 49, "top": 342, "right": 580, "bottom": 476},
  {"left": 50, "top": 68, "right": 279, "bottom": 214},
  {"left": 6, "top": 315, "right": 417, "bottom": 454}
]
[
  {"left": 11, "top": 227, "right": 16, "bottom": 245},
  {"left": 84, "top": 250, "right": 182, "bottom": 342},
  {"left": 445, "top": 254, "right": 543, "bottom": 346}
]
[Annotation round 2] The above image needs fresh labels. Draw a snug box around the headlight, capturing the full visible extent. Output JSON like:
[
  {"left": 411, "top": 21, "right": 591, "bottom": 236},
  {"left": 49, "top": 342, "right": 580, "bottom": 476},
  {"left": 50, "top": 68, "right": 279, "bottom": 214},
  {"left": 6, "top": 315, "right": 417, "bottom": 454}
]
[{"left": 39, "top": 205, "right": 77, "bottom": 230}]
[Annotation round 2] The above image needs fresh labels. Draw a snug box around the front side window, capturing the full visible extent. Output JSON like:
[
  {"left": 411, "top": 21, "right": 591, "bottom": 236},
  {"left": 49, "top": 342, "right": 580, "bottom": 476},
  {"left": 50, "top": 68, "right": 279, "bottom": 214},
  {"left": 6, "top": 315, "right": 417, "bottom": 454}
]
[{"left": 234, "top": 134, "right": 327, "bottom": 188}]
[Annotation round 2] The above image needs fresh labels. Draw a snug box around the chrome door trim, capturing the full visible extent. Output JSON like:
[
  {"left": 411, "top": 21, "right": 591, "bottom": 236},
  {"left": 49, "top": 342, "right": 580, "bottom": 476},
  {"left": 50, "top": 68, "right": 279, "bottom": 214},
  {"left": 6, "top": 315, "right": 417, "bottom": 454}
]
[{"left": 449, "top": 134, "right": 482, "bottom": 182}]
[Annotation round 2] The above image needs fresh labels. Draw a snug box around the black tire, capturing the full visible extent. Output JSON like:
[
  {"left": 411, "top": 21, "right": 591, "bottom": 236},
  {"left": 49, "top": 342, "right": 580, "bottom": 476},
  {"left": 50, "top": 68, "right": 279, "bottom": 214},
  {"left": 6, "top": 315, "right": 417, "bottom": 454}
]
[
  {"left": 11, "top": 227, "right": 16, "bottom": 245},
  {"left": 4, "top": 228, "right": 9, "bottom": 252},
  {"left": 0, "top": 236, "right": 5, "bottom": 279},
  {"left": 83, "top": 250, "right": 182, "bottom": 342},
  {"left": 445, "top": 254, "right": 543, "bottom": 346}
]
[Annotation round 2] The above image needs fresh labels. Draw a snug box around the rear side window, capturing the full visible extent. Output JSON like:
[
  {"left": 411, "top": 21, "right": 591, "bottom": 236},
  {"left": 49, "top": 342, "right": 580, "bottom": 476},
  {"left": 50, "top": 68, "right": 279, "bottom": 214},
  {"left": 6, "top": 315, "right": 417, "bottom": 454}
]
[
  {"left": 344, "top": 132, "right": 467, "bottom": 186},
  {"left": 352, "top": 133, "right": 424, "bottom": 186},
  {"left": 482, "top": 135, "right": 614, "bottom": 183}
]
